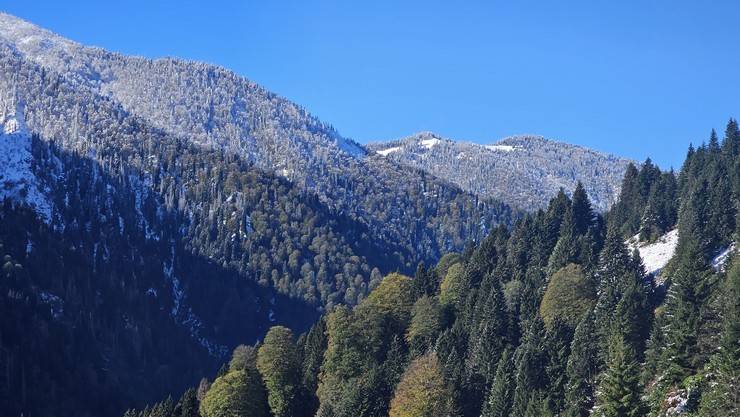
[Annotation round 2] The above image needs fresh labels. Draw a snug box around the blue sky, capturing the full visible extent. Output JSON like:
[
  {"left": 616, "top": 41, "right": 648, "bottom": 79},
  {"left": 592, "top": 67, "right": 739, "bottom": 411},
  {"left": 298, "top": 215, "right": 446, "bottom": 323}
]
[{"left": 2, "top": 0, "right": 739, "bottom": 168}]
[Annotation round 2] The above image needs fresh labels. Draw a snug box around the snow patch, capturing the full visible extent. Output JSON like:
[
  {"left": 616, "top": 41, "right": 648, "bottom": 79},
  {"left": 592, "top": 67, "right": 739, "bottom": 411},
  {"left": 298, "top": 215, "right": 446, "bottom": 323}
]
[
  {"left": 377, "top": 146, "right": 401, "bottom": 156},
  {"left": 484, "top": 144, "right": 517, "bottom": 152},
  {"left": 338, "top": 138, "right": 366, "bottom": 158},
  {"left": 711, "top": 243, "right": 735, "bottom": 272},
  {"left": 626, "top": 229, "right": 679, "bottom": 277},
  {"left": 0, "top": 100, "right": 52, "bottom": 222},
  {"left": 420, "top": 138, "right": 441, "bottom": 149}
]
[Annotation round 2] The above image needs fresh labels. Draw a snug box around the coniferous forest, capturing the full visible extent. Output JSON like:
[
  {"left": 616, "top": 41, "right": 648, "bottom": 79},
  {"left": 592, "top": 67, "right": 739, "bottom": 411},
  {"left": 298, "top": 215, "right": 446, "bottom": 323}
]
[
  {"left": 0, "top": 10, "right": 738, "bottom": 417},
  {"left": 124, "top": 122, "right": 740, "bottom": 417}
]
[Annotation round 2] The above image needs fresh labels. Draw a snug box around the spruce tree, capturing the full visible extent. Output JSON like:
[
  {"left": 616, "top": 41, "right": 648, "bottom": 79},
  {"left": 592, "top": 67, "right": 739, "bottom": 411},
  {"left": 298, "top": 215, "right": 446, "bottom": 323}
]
[
  {"left": 698, "top": 259, "right": 740, "bottom": 416},
  {"left": 481, "top": 350, "right": 514, "bottom": 417},
  {"left": 571, "top": 181, "right": 595, "bottom": 236},
  {"left": 511, "top": 318, "right": 548, "bottom": 417},
  {"left": 544, "top": 318, "right": 572, "bottom": 414},
  {"left": 594, "top": 333, "right": 643, "bottom": 417},
  {"left": 467, "top": 277, "right": 508, "bottom": 384},
  {"left": 563, "top": 310, "right": 599, "bottom": 417}
]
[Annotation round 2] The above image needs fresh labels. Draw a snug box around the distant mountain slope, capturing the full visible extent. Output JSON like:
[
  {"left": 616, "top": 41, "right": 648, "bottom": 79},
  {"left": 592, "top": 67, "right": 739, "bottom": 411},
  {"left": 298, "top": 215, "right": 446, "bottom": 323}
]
[
  {"left": 368, "top": 132, "right": 632, "bottom": 211},
  {"left": 0, "top": 12, "right": 514, "bottom": 270}
]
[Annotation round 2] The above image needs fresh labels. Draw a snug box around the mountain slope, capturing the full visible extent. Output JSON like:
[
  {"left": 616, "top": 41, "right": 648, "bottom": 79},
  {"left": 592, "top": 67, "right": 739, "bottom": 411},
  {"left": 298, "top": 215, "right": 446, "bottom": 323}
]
[
  {"left": 368, "top": 132, "right": 632, "bottom": 211},
  {"left": 0, "top": 13, "right": 514, "bottom": 269},
  {"left": 0, "top": 15, "right": 514, "bottom": 416}
]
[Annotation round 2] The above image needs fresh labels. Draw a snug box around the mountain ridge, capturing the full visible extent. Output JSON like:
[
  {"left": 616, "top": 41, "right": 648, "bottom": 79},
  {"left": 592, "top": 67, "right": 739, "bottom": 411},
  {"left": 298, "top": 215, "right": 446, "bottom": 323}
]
[{"left": 368, "top": 131, "right": 633, "bottom": 211}]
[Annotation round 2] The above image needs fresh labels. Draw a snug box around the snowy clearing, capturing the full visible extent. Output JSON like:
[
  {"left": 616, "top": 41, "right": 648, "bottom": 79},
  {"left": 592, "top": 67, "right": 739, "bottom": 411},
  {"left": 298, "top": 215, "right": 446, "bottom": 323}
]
[
  {"left": 626, "top": 229, "right": 679, "bottom": 276},
  {"left": 377, "top": 146, "right": 402, "bottom": 156},
  {"left": 484, "top": 144, "right": 516, "bottom": 152},
  {"left": 420, "top": 138, "right": 441, "bottom": 149}
]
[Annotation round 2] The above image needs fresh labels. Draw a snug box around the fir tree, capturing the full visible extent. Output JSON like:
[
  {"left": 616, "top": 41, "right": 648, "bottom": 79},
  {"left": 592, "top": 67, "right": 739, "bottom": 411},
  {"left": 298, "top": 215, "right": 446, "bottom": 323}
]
[
  {"left": 594, "top": 333, "right": 643, "bottom": 417},
  {"left": 563, "top": 310, "right": 599, "bottom": 417},
  {"left": 481, "top": 350, "right": 514, "bottom": 417}
]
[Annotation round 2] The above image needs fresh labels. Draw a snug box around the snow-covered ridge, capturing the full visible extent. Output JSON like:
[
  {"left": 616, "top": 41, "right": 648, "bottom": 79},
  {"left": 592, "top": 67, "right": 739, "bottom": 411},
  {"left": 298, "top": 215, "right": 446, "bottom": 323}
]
[
  {"left": 0, "top": 98, "right": 52, "bottom": 222},
  {"left": 626, "top": 229, "right": 679, "bottom": 277},
  {"left": 484, "top": 144, "right": 517, "bottom": 152},
  {"left": 377, "top": 146, "right": 402, "bottom": 156}
]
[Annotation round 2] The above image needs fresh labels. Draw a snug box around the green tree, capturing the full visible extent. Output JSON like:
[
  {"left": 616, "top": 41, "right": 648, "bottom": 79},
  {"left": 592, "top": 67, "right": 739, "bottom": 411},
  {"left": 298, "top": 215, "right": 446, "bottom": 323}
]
[
  {"left": 388, "top": 353, "right": 456, "bottom": 417},
  {"left": 406, "top": 295, "right": 443, "bottom": 356},
  {"left": 174, "top": 388, "right": 199, "bottom": 417},
  {"left": 539, "top": 264, "right": 595, "bottom": 329},
  {"left": 481, "top": 350, "right": 514, "bottom": 417},
  {"left": 257, "top": 326, "right": 301, "bottom": 417},
  {"left": 199, "top": 370, "right": 268, "bottom": 417},
  {"left": 698, "top": 259, "right": 740, "bottom": 416},
  {"left": 594, "top": 334, "right": 643, "bottom": 417},
  {"left": 230, "top": 344, "right": 258, "bottom": 372},
  {"left": 440, "top": 263, "right": 466, "bottom": 309},
  {"left": 563, "top": 310, "right": 599, "bottom": 417},
  {"left": 300, "top": 317, "right": 327, "bottom": 416}
]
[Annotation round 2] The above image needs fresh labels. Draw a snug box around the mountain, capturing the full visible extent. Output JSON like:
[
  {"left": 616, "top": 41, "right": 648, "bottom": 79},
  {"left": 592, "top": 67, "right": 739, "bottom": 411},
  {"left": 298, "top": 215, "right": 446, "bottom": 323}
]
[
  {"left": 0, "top": 12, "right": 513, "bottom": 270},
  {"left": 132, "top": 120, "right": 740, "bottom": 417},
  {"left": 368, "top": 132, "right": 633, "bottom": 211},
  {"left": 0, "top": 13, "right": 515, "bottom": 416}
]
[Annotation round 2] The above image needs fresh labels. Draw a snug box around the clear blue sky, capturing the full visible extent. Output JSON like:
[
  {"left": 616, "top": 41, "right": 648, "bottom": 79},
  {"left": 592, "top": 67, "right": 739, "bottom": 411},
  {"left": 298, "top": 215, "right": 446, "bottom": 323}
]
[{"left": 2, "top": 0, "right": 739, "bottom": 169}]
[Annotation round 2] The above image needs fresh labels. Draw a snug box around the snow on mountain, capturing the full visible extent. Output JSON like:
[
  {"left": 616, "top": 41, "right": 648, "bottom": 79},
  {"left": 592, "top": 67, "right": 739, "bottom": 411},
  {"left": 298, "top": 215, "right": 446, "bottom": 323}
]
[
  {"left": 711, "top": 243, "right": 735, "bottom": 272},
  {"left": 369, "top": 132, "right": 632, "bottom": 211},
  {"left": 0, "top": 12, "right": 514, "bottom": 269},
  {"left": 626, "top": 229, "right": 679, "bottom": 277},
  {"left": 0, "top": 97, "right": 52, "bottom": 222}
]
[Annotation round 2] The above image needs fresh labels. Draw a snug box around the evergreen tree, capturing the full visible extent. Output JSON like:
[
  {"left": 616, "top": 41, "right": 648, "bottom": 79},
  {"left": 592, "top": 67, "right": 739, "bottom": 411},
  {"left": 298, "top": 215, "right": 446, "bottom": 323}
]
[
  {"left": 658, "top": 241, "right": 711, "bottom": 385},
  {"left": 412, "top": 262, "right": 438, "bottom": 298},
  {"left": 698, "top": 259, "right": 740, "bottom": 416},
  {"left": 300, "top": 317, "right": 327, "bottom": 417},
  {"left": 544, "top": 318, "right": 572, "bottom": 414},
  {"left": 594, "top": 334, "right": 643, "bottom": 417},
  {"left": 571, "top": 181, "right": 595, "bottom": 236},
  {"left": 563, "top": 310, "right": 599, "bottom": 417},
  {"left": 511, "top": 318, "right": 548, "bottom": 417},
  {"left": 175, "top": 388, "right": 199, "bottom": 417},
  {"left": 466, "top": 276, "right": 508, "bottom": 384},
  {"left": 481, "top": 350, "right": 514, "bottom": 417}
]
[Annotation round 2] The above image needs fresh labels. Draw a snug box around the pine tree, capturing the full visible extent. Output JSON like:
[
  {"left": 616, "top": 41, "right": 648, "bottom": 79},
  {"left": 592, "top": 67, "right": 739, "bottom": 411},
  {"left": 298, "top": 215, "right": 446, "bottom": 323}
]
[
  {"left": 175, "top": 388, "right": 199, "bottom": 417},
  {"left": 467, "top": 277, "right": 508, "bottom": 384},
  {"left": 594, "top": 333, "right": 643, "bottom": 417},
  {"left": 593, "top": 226, "right": 643, "bottom": 363},
  {"left": 563, "top": 310, "right": 599, "bottom": 417},
  {"left": 412, "top": 262, "right": 438, "bottom": 298},
  {"left": 511, "top": 318, "right": 548, "bottom": 417},
  {"left": 658, "top": 240, "right": 711, "bottom": 385},
  {"left": 698, "top": 259, "right": 740, "bottom": 416},
  {"left": 301, "top": 317, "right": 327, "bottom": 417},
  {"left": 544, "top": 318, "right": 572, "bottom": 414},
  {"left": 571, "top": 181, "right": 595, "bottom": 236},
  {"left": 481, "top": 350, "right": 514, "bottom": 417}
]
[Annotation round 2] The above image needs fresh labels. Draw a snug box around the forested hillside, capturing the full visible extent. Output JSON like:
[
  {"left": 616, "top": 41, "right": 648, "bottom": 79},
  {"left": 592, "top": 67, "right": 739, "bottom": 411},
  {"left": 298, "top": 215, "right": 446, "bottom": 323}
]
[
  {"left": 369, "top": 132, "right": 632, "bottom": 211},
  {"left": 0, "top": 12, "right": 515, "bottom": 270},
  {"left": 0, "top": 14, "right": 518, "bottom": 417},
  {"left": 130, "top": 120, "right": 739, "bottom": 417}
]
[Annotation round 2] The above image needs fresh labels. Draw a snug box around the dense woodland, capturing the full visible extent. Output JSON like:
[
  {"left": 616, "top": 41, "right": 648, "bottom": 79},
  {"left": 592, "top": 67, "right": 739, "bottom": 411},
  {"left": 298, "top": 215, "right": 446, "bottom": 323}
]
[
  {"left": 0, "top": 26, "right": 514, "bottom": 416},
  {"left": 127, "top": 120, "right": 739, "bottom": 417}
]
